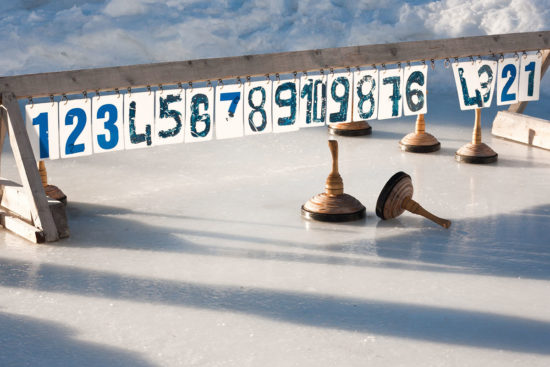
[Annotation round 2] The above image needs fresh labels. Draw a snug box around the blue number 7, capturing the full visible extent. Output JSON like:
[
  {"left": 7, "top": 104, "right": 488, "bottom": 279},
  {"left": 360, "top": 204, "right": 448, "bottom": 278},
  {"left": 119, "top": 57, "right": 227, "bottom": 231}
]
[{"left": 220, "top": 92, "right": 241, "bottom": 117}]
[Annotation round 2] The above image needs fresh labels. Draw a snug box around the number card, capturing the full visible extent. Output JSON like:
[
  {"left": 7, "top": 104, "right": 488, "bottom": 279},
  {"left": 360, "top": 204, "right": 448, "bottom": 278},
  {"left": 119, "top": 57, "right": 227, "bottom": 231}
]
[
  {"left": 327, "top": 71, "right": 352, "bottom": 124},
  {"left": 403, "top": 64, "right": 428, "bottom": 116},
  {"left": 124, "top": 91, "right": 154, "bottom": 150},
  {"left": 452, "top": 60, "right": 497, "bottom": 110},
  {"left": 186, "top": 86, "right": 214, "bottom": 143},
  {"left": 272, "top": 75, "right": 299, "bottom": 133},
  {"left": 25, "top": 101, "right": 60, "bottom": 160},
  {"left": 519, "top": 52, "right": 542, "bottom": 102},
  {"left": 299, "top": 73, "right": 327, "bottom": 128},
  {"left": 216, "top": 81, "right": 244, "bottom": 139},
  {"left": 353, "top": 68, "right": 378, "bottom": 122},
  {"left": 59, "top": 99, "right": 93, "bottom": 158},
  {"left": 92, "top": 94, "right": 125, "bottom": 153},
  {"left": 154, "top": 89, "right": 185, "bottom": 146},
  {"left": 244, "top": 78, "right": 272, "bottom": 135},
  {"left": 378, "top": 67, "right": 403, "bottom": 120},
  {"left": 497, "top": 57, "right": 520, "bottom": 105}
]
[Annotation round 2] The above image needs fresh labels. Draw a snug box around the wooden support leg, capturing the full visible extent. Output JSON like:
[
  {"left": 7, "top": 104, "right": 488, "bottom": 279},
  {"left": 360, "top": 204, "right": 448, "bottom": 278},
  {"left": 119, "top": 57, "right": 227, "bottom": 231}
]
[
  {"left": 1, "top": 92, "right": 58, "bottom": 242},
  {"left": 0, "top": 108, "right": 7, "bottom": 177}
]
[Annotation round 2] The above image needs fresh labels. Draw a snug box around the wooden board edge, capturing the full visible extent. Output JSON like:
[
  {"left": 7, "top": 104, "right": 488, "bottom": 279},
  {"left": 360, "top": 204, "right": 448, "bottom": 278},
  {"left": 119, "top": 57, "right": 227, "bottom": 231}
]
[{"left": 492, "top": 110, "right": 550, "bottom": 151}]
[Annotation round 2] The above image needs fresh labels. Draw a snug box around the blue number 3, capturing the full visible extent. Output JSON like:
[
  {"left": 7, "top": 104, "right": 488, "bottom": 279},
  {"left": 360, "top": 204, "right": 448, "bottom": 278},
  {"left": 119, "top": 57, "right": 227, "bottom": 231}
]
[{"left": 96, "top": 104, "right": 119, "bottom": 150}]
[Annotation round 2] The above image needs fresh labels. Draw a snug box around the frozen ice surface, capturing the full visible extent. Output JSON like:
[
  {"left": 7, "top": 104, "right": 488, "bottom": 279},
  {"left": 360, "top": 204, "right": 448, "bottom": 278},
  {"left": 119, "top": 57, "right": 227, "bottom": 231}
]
[{"left": 1, "top": 98, "right": 550, "bottom": 366}]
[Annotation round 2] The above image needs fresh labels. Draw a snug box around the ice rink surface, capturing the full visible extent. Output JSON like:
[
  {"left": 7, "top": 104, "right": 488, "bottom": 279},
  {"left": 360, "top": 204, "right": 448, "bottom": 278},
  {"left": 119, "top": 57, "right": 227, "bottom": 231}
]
[{"left": 1, "top": 99, "right": 550, "bottom": 366}]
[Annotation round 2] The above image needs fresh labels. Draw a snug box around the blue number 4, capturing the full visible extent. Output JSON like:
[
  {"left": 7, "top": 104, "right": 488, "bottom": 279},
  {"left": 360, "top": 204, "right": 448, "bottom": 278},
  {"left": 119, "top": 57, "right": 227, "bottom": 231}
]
[{"left": 220, "top": 92, "right": 241, "bottom": 118}]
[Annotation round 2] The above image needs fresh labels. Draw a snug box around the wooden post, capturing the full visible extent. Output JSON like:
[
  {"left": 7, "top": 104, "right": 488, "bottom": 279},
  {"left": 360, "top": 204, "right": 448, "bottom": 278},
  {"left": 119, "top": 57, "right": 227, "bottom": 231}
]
[
  {"left": 1, "top": 92, "right": 58, "bottom": 242},
  {"left": 0, "top": 106, "right": 7, "bottom": 177}
]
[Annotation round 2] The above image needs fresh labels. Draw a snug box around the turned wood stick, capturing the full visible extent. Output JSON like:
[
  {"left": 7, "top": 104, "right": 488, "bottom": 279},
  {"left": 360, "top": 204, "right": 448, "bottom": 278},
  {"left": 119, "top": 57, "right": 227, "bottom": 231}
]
[
  {"left": 38, "top": 161, "right": 48, "bottom": 187},
  {"left": 472, "top": 108, "right": 482, "bottom": 145},
  {"left": 402, "top": 197, "right": 451, "bottom": 228},
  {"left": 325, "top": 140, "right": 344, "bottom": 195},
  {"left": 415, "top": 114, "right": 426, "bottom": 134}
]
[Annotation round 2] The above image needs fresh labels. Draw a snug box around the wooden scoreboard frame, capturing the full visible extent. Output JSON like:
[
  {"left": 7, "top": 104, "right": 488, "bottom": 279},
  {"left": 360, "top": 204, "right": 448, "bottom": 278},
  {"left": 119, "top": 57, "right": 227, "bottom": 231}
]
[{"left": 1, "top": 31, "right": 549, "bottom": 243}]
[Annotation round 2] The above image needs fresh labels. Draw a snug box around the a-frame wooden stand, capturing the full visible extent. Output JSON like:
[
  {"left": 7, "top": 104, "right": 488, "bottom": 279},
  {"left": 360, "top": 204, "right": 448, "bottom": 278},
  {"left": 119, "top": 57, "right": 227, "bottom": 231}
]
[
  {"left": 0, "top": 92, "right": 67, "bottom": 243},
  {"left": 492, "top": 50, "right": 550, "bottom": 149}
]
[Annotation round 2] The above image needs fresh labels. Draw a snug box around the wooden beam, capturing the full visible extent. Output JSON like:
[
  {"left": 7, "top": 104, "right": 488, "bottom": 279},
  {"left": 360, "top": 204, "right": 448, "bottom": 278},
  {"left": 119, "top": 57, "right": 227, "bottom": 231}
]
[
  {"left": 0, "top": 210, "right": 45, "bottom": 243},
  {"left": 1, "top": 92, "right": 58, "bottom": 242},
  {"left": 0, "top": 106, "right": 6, "bottom": 177},
  {"left": 1, "top": 31, "right": 549, "bottom": 98},
  {"left": 508, "top": 49, "right": 550, "bottom": 114},
  {"left": 492, "top": 110, "right": 550, "bottom": 150}
]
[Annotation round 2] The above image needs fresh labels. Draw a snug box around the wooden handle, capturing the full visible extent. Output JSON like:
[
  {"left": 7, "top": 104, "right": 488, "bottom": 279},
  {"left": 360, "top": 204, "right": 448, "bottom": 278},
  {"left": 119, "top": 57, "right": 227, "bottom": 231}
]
[
  {"left": 402, "top": 197, "right": 451, "bottom": 228},
  {"left": 415, "top": 114, "right": 425, "bottom": 134},
  {"left": 328, "top": 140, "right": 339, "bottom": 175},
  {"left": 38, "top": 160, "right": 48, "bottom": 187},
  {"left": 325, "top": 140, "right": 343, "bottom": 195},
  {"left": 472, "top": 108, "right": 482, "bottom": 145}
]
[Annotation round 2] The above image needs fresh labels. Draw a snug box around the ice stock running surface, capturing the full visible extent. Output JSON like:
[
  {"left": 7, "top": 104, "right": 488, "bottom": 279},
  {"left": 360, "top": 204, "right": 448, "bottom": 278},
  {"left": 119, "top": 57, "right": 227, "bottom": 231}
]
[{"left": 1, "top": 97, "right": 550, "bottom": 366}]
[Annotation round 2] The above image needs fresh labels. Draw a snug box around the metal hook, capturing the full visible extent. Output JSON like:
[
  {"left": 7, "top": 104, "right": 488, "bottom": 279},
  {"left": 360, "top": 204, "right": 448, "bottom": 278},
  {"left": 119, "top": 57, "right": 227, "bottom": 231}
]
[
  {"left": 127, "top": 87, "right": 132, "bottom": 97},
  {"left": 293, "top": 71, "right": 297, "bottom": 80},
  {"left": 499, "top": 53, "right": 504, "bottom": 63},
  {"left": 159, "top": 84, "right": 164, "bottom": 95},
  {"left": 207, "top": 80, "right": 212, "bottom": 90},
  {"left": 514, "top": 52, "right": 520, "bottom": 61},
  {"left": 95, "top": 90, "right": 100, "bottom": 100},
  {"left": 218, "top": 79, "right": 224, "bottom": 89},
  {"left": 237, "top": 77, "right": 242, "bottom": 87},
  {"left": 115, "top": 88, "right": 120, "bottom": 98},
  {"left": 83, "top": 90, "right": 88, "bottom": 102},
  {"left": 320, "top": 69, "right": 324, "bottom": 76},
  {"left": 406, "top": 61, "right": 411, "bottom": 70},
  {"left": 537, "top": 50, "right": 542, "bottom": 58},
  {"left": 50, "top": 95, "right": 54, "bottom": 106},
  {"left": 330, "top": 67, "right": 334, "bottom": 75},
  {"left": 381, "top": 63, "right": 387, "bottom": 73},
  {"left": 147, "top": 85, "right": 152, "bottom": 95},
  {"left": 346, "top": 66, "right": 351, "bottom": 75},
  {"left": 477, "top": 55, "right": 483, "bottom": 63},
  {"left": 62, "top": 94, "right": 68, "bottom": 105},
  {"left": 444, "top": 58, "right": 451, "bottom": 68},
  {"left": 469, "top": 56, "right": 475, "bottom": 65},
  {"left": 522, "top": 51, "right": 527, "bottom": 60},
  {"left": 178, "top": 82, "right": 183, "bottom": 94},
  {"left": 188, "top": 81, "right": 193, "bottom": 92},
  {"left": 265, "top": 74, "right": 270, "bottom": 84},
  {"left": 28, "top": 97, "right": 34, "bottom": 108},
  {"left": 275, "top": 73, "right": 280, "bottom": 83},
  {"left": 303, "top": 70, "right": 308, "bottom": 78}
]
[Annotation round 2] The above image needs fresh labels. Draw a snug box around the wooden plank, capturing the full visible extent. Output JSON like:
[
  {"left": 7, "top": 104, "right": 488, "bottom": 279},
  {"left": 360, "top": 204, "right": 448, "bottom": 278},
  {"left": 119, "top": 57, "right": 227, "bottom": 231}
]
[
  {"left": 508, "top": 49, "right": 550, "bottom": 114},
  {"left": 2, "top": 92, "right": 59, "bottom": 242},
  {"left": 492, "top": 110, "right": 550, "bottom": 150},
  {"left": 0, "top": 107, "right": 7, "bottom": 177},
  {"left": 0, "top": 177, "right": 32, "bottom": 221},
  {"left": 0, "top": 210, "right": 45, "bottom": 243},
  {"left": 1, "top": 31, "right": 550, "bottom": 98}
]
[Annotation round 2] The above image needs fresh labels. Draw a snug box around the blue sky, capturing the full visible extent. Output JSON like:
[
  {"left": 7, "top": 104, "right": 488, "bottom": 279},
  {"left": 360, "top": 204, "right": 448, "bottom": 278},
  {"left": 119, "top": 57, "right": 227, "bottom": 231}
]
[{"left": 0, "top": 0, "right": 548, "bottom": 75}]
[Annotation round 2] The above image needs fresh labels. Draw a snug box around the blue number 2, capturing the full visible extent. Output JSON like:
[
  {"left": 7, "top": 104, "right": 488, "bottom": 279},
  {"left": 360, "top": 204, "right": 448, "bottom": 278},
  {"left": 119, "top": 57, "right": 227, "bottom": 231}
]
[
  {"left": 65, "top": 108, "right": 86, "bottom": 155},
  {"left": 32, "top": 112, "right": 49, "bottom": 159},
  {"left": 500, "top": 64, "right": 517, "bottom": 102},
  {"left": 96, "top": 104, "right": 119, "bottom": 150}
]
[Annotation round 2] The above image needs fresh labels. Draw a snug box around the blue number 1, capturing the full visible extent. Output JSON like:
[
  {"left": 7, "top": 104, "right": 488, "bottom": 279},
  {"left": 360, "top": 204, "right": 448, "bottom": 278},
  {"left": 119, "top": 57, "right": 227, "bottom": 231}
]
[
  {"left": 32, "top": 112, "right": 49, "bottom": 159},
  {"left": 525, "top": 61, "right": 536, "bottom": 97}
]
